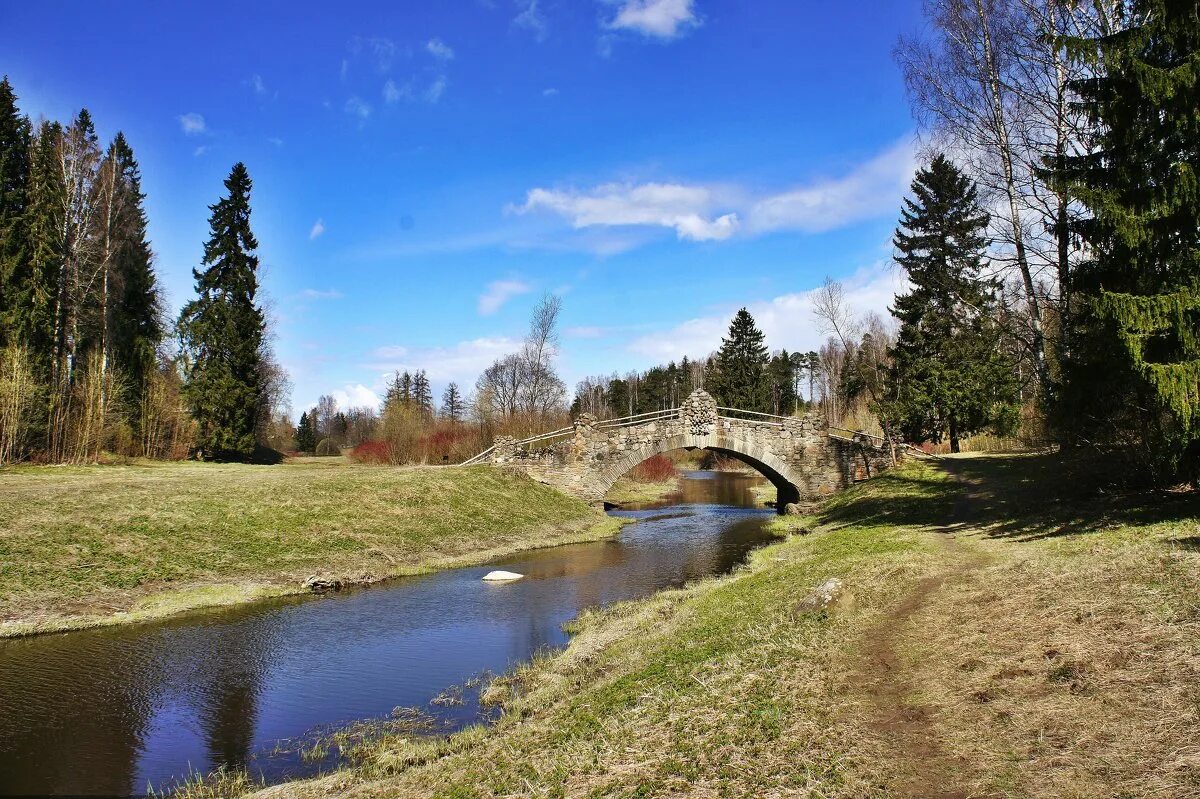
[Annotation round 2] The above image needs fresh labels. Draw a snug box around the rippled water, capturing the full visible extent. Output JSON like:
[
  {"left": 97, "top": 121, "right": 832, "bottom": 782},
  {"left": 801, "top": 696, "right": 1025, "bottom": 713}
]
[{"left": 0, "top": 471, "right": 773, "bottom": 796}]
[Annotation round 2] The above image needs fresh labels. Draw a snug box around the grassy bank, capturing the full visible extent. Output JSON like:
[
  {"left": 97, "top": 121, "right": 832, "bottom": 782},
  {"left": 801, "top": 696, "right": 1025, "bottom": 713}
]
[
  {"left": 604, "top": 475, "right": 680, "bottom": 506},
  {"left": 0, "top": 460, "right": 621, "bottom": 638},
  {"left": 254, "top": 454, "right": 1199, "bottom": 799}
]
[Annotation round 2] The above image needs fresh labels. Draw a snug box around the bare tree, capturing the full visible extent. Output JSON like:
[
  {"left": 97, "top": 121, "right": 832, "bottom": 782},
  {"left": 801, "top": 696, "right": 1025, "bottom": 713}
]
[{"left": 519, "top": 292, "right": 566, "bottom": 416}]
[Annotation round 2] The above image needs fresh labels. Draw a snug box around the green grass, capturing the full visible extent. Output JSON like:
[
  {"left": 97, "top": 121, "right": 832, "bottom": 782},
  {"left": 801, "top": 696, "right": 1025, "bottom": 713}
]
[
  {"left": 254, "top": 454, "right": 1200, "bottom": 799},
  {"left": 0, "top": 459, "right": 620, "bottom": 636}
]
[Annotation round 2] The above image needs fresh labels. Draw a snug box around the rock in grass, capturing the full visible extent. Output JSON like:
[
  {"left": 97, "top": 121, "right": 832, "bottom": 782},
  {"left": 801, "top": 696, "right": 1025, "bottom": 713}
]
[
  {"left": 482, "top": 570, "right": 524, "bottom": 582},
  {"left": 303, "top": 574, "right": 343, "bottom": 593},
  {"left": 791, "top": 577, "right": 844, "bottom": 619}
]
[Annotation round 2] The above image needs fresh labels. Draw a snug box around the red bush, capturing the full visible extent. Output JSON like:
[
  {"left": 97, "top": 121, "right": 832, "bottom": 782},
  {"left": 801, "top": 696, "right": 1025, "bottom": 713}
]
[
  {"left": 349, "top": 440, "right": 393, "bottom": 464},
  {"left": 629, "top": 454, "right": 678, "bottom": 483}
]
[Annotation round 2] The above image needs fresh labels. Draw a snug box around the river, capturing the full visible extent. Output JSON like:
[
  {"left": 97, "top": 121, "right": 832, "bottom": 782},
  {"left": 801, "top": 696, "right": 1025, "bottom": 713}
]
[{"left": 0, "top": 470, "right": 773, "bottom": 796}]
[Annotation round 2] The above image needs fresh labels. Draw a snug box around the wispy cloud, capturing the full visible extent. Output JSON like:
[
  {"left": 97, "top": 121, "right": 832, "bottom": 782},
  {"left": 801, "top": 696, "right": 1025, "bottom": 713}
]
[
  {"left": 512, "top": 182, "right": 738, "bottom": 242},
  {"left": 246, "top": 73, "right": 267, "bottom": 96},
  {"left": 364, "top": 337, "right": 521, "bottom": 385},
  {"left": 564, "top": 325, "right": 609, "bottom": 339},
  {"left": 478, "top": 279, "right": 532, "bottom": 315},
  {"left": 177, "top": 112, "right": 206, "bottom": 135},
  {"left": 514, "top": 137, "right": 915, "bottom": 245},
  {"left": 193, "top": 145, "right": 209, "bottom": 157},
  {"left": 344, "top": 96, "right": 372, "bottom": 120},
  {"left": 426, "top": 38, "right": 454, "bottom": 60},
  {"left": 301, "top": 288, "right": 342, "bottom": 299},
  {"left": 267, "top": 136, "right": 284, "bottom": 147},
  {"left": 349, "top": 36, "right": 399, "bottom": 73},
  {"left": 424, "top": 76, "right": 448, "bottom": 103},
  {"left": 627, "top": 261, "right": 905, "bottom": 362},
  {"left": 542, "top": 87, "right": 559, "bottom": 97},
  {"left": 309, "top": 219, "right": 326, "bottom": 240},
  {"left": 383, "top": 78, "right": 410, "bottom": 104},
  {"left": 606, "top": 0, "right": 700, "bottom": 39},
  {"left": 513, "top": 0, "right": 548, "bottom": 40}
]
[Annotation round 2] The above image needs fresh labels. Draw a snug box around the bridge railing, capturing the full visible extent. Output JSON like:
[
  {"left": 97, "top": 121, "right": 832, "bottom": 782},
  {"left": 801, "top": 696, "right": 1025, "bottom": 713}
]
[{"left": 715, "top": 407, "right": 793, "bottom": 427}]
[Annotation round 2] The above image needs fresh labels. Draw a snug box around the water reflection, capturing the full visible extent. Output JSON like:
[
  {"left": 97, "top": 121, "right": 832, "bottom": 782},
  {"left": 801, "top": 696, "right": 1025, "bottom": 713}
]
[{"left": 0, "top": 471, "right": 771, "bottom": 796}]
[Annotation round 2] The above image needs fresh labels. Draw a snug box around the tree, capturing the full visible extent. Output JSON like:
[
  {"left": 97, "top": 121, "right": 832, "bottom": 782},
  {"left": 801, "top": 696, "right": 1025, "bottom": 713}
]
[
  {"left": 1059, "top": 0, "right": 1200, "bottom": 482},
  {"left": 519, "top": 293, "right": 566, "bottom": 416},
  {"left": 21, "top": 122, "right": 65, "bottom": 382},
  {"left": 178, "top": 163, "right": 266, "bottom": 460},
  {"left": 707, "top": 308, "right": 770, "bottom": 413},
  {"left": 412, "top": 370, "right": 433, "bottom": 416},
  {"left": 101, "top": 133, "right": 161, "bottom": 407},
  {"left": 441, "top": 381, "right": 463, "bottom": 421},
  {"left": 0, "top": 77, "right": 31, "bottom": 349},
  {"left": 879, "top": 155, "right": 1019, "bottom": 452},
  {"left": 295, "top": 410, "right": 316, "bottom": 453}
]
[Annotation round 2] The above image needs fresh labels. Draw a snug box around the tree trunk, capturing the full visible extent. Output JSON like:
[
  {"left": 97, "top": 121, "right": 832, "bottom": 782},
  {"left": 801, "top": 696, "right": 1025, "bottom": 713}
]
[{"left": 949, "top": 416, "right": 961, "bottom": 454}]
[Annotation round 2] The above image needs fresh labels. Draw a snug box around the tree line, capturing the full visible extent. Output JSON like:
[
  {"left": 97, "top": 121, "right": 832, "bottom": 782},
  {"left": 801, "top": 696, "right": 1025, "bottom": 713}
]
[{"left": 0, "top": 76, "right": 285, "bottom": 464}]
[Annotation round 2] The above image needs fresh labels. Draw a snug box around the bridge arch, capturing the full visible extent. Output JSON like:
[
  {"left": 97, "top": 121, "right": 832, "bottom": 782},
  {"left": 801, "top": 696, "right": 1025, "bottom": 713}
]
[{"left": 595, "top": 433, "right": 802, "bottom": 507}]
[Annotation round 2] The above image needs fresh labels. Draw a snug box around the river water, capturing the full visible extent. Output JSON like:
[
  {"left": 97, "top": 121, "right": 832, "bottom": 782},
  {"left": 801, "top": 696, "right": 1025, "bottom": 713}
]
[{"left": 0, "top": 471, "right": 772, "bottom": 796}]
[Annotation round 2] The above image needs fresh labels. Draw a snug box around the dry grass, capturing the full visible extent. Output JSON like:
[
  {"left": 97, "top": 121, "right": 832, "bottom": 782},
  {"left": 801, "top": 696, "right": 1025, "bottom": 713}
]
[
  {"left": 250, "top": 454, "right": 1199, "bottom": 799},
  {"left": 0, "top": 459, "right": 619, "bottom": 637}
]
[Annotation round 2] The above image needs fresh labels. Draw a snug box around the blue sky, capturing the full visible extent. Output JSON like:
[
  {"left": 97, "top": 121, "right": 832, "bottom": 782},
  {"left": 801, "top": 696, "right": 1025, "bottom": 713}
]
[{"left": 2, "top": 0, "right": 923, "bottom": 413}]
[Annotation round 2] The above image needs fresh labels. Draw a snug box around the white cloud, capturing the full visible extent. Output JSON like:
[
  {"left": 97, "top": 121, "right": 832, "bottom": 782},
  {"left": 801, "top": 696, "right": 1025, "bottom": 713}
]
[
  {"left": 177, "top": 112, "right": 206, "bottom": 135},
  {"left": 301, "top": 288, "right": 342, "bottom": 299},
  {"left": 247, "top": 74, "right": 267, "bottom": 96},
  {"left": 564, "top": 325, "right": 608, "bottom": 339},
  {"left": 309, "top": 218, "right": 326, "bottom": 239},
  {"left": 345, "top": 96, "right": 372, "bottom": 120},
  {"left": 349, "top": 36, "right": 398, "bottom": 72},
  {"left": 383, "top": 78, "right": 411, "bottom": 104},
  {"left": 515, "top": 137, "right": 915, "bottom": 246},
  {"left": 424, "top": 75, "right": 447, "bottom": 103},
  {"left": 332, "top": 383, "right": 383, "bottom": 411},
  {"left": 627, "top": 261, "right": 906, "bottom": 363},
  {"left": 364, "top": 337, "right": 521, "bottom": 385},
  {"left": 513, "top": 0, "right": 548, "bottom": 40},
  {"left": 747, "top": 139, "right": 917, "bottom": 234},
  {"left": 426, "top": 38, "right": 455, "bottom": 60},
  {"left": 478, "top": 279, "right": 532, "bottom": 315},
  {"left": 193, "top": 145, "right": 209, "bottom": 157},
  {"left": 513, "top": 182, "right": 738, "bottom": 242},
  {"left": 607, "top": 0, "right": 700, "bottom": 39},
  {"left": 267, "top": 136, "right": 284, "bottom": 147},
  {"left": 542, "top": 87, "right": 559, "bottom": 97}
]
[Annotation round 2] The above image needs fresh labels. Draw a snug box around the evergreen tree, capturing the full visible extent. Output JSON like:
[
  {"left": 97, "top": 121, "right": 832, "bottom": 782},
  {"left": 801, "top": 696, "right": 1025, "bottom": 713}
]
[
  {"left": 19, "top": 122, "right": 64, "bottom": 381},
  {"left": 295, "top": 410, "right": 316, "bottom": 453},
  {"left": 879, "top": 155, "right": 1018, "bottom": 452},
  {"left": 0, "top": 77, "right": 31, "bottom": 347},
  {"left": 708, "top": 308, "right": 771, "bottom": 412},
  {"left": 105, "top": 133, "right": 161, "bottom": 404},
  {"left": 412, "top": 369, "right": 433, "bottom": 415},
  {"left": 178, "top": 163, "right": 266, "bottom": 460},
  {"left": 441, "top": 381, "right": 463, "bottom": 421},
  {"left": 1060, "top": 0, "right": 1200, "bottom": 481},
  {"left": 768, "top": 350, "right": 798, "bottom": 415}
]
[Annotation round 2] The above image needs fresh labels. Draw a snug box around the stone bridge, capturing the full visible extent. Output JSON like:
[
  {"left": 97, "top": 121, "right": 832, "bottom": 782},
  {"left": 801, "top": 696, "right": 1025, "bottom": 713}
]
[{"left": 465, "top": 390, "right": 900, "bottom": 511}]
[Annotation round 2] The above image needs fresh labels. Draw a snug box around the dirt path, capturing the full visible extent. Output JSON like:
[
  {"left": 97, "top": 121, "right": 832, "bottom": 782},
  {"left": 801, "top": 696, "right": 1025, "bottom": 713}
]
[{"left": 849, "top": 460, "right": 991, "bottom": 798}]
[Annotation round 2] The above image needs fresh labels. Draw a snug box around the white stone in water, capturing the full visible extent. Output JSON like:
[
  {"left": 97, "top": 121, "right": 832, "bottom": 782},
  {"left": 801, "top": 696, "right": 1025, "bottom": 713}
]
[{"left": 482, "top": 570, "right": 524, "bottom": 582}]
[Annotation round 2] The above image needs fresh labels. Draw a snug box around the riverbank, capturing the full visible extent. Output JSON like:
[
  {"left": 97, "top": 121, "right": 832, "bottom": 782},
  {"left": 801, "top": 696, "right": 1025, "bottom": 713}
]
[
  {"left": 0, "top": 460, "right": 622, "bottom": 638},
  {"left": 254, "top": 454, "right": 1200, "bottom": 799},
  {"left": 604, "top": 475, "right": 680, "bottom": 505}
]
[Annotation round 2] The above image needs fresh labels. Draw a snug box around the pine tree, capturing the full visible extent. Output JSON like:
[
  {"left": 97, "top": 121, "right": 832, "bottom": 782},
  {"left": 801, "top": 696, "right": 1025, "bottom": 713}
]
[
  {"left": 0, "top": 77, "right": 31, "bottom": 348},
  {"left": 441, "top": 381, "right": 463, "bottom": 421},
  {"left": 708, "top": 308, "right": 771, "bottom": 412},
  {"left": 1060, "top": 0, "right": 1200, "bottom": 481},
  {"left": 879, "top": 155, "right": 1018, "bottom": 452},
  {"left": 295, "top": 410, "right": 316, "bottom": 453},
  {"left": 178, "top": 163, "right": 266, "bottom": 460}
]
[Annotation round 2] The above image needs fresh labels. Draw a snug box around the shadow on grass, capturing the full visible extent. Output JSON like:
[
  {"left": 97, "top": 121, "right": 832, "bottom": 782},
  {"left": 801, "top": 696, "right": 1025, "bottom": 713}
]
[{"left": 820, "top": 452, "right": 1200, "bottom": 544}]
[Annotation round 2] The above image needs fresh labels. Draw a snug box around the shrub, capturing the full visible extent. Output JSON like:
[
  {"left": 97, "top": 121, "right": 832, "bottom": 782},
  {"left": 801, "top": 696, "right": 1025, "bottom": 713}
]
[
  {"left": 315, "top": 438, "right": 341, "bottom": 456},
  {"left": 349, "top": 440, "right": 393, "bottom": 464},
  {"left": 629, "top": 454, "right": 678, "bottom": 483}
]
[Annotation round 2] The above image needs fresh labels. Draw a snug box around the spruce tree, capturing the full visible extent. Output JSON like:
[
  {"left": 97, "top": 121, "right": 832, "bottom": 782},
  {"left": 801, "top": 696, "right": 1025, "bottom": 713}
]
[
  {"left": 178, "top": 163, "right": 266, "bottom": 460},
  {"left": 19, "top": 122, "right": 64, "bottom": 381},
  {"left": 106, "top": 133, "right": 161, "bottom": 404},
  {"left": 412, "top": 370, "right": 433, "bottom": 415},
  {"left": 0, "top": 77, "right": 31, "bottom": 347},
  {"left": 879, "top": 156, "right": 1018, "bottom": 452},
  {"left": 708, "top": 308, "right": 771, "bottom": 412},
  {"left": 1060, "top": 0, "right": 1200, "bottom": 481},
  {"left": 295, "top": 410, "right": 316, "bottom": 452},
  {"left": 441, "top": 381, "right": 463, "bottom": 421}
]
